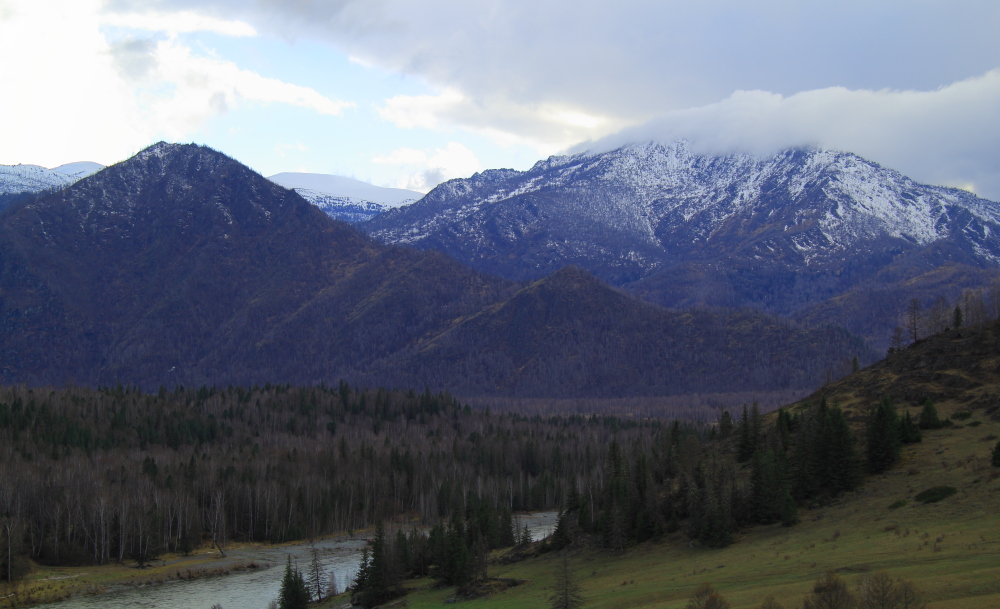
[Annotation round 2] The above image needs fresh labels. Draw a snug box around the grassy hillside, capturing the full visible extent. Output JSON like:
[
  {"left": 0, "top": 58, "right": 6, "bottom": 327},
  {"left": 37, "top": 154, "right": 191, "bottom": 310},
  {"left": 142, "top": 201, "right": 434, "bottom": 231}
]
[{"left": 361, "top": 323, "right": 1000, "bottom": 609}]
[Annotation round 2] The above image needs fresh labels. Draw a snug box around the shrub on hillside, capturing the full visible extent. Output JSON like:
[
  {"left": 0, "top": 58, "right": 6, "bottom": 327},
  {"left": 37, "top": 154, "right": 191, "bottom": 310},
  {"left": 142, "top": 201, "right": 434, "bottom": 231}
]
[
  {"left": 992, "top": 440, "right": 1000, "bottom": 467},
  {"left": 914, "top": 486, "right": 957, "bottom": 504}
]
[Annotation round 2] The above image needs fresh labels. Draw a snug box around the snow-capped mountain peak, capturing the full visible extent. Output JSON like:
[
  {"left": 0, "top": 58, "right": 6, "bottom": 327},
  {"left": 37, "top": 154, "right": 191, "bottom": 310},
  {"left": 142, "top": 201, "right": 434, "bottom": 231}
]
[{"left": 268, "top": 172, "right": 421, "bottom": 223}]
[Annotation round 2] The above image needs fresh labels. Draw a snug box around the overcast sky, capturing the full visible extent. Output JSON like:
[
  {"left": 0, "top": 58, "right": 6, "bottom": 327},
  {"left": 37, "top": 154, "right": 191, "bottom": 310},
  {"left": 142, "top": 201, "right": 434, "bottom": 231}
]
[{"left": 2, "top": 0, "right": 999, "bottom": 197}]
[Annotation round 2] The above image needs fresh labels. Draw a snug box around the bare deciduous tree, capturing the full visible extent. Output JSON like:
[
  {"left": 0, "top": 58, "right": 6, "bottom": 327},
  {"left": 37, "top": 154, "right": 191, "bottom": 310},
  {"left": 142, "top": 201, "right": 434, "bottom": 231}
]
[
  {"left": 687, "top": 582, "right": 732, "bottom": 609},
  {"left": 803, "top": 571, "right": 855, "bottom": 609}
]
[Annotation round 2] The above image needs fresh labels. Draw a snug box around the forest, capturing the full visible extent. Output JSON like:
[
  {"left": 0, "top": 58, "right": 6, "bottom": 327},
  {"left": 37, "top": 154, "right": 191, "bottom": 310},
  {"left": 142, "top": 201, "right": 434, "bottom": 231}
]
[{"left": 0, "top": 380, "right": 922, "bottom": 593}]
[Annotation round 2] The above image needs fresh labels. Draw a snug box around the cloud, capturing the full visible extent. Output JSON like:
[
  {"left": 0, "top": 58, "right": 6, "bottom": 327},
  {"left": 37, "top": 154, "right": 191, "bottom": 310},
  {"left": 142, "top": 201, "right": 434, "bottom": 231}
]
[
  {"left": 372, "top": 142, "right": 482, "bottom": 191},
  {"left": 116, "top": 36, "right": 354, "bottom": 139},
  {"left": 581, "top": 70, "right": 1000, "bottom": 199},
  {"left": 106, "top": 0, "right": 1000, "bottom": 195},
  {"left": 101, "top": 9, "right": 257, "bottom": 36},
  {"left": 0, "top": 0, "right": 351, "bottom": 168}
]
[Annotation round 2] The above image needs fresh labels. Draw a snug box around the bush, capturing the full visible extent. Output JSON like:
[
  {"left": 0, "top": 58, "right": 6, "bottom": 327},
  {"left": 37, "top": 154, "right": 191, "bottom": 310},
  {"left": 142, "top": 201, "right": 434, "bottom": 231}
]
[
  {"left": 992, "top": 440, "right": 1000, "bottom": 467},
  {"left": 951, "top": 411, "right": 972, "bottom": 421},
  {"left": 888, "top": 499, "right": 907, "bottom": 510},
  {"left": 914, "top": 486, "right": 957, "bottom": 504}
]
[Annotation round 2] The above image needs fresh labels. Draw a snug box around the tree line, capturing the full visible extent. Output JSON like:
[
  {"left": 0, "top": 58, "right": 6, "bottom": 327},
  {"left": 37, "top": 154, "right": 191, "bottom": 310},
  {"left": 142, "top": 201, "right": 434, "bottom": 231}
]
[{"left": 0, "top": 382, "right": 931, "bottom": 589}]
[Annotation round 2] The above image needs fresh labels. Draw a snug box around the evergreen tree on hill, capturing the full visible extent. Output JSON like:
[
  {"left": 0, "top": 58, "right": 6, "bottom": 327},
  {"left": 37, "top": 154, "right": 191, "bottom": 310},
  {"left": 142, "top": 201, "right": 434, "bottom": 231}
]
[
  {"left": 919, "top": 398, "right": 943, "bottom": 430},
  {"left": 867, "top": 397, "right": 902, "bottom": 474},
  {"left": 278, "top": 555, "right": 310, "bottom": 609},
  {"left": 549, "top": 552, "right": 584, "bottom": 609}
]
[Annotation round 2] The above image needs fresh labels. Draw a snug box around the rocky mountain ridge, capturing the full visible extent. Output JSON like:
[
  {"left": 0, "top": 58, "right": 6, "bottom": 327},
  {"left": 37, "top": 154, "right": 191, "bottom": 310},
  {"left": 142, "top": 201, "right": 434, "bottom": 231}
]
[{"left": 365, "top": 141, "right": 1000, "bottom": 348}]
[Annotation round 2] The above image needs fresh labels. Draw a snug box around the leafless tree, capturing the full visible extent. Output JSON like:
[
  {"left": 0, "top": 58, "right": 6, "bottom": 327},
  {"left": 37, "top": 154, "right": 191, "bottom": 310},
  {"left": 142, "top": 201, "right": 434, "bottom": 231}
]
[
  {"left": 857, "top": 570, "right": 901, "bottom": 609},
  {"left": 803, "top": 571, "right": 855, "bottom": 609}
]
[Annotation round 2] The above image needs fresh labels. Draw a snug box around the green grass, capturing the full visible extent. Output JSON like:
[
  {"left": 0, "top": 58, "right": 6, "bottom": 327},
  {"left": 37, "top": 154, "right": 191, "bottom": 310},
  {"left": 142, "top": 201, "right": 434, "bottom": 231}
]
[{"left": 396, "top": 412, "right": 1000, "bottom": 609}]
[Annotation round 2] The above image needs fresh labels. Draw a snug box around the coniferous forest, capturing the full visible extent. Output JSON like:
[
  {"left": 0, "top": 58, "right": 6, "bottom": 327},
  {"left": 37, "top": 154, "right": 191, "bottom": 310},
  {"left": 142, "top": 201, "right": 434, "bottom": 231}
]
[{"left": 0, "top": 381, "right": 917, "bottom": 592}]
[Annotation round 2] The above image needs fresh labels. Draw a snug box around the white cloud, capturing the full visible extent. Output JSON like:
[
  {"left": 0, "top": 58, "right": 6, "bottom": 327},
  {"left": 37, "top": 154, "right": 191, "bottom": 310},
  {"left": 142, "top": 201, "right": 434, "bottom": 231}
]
[
  {"left": 0, "top": 0, "right": 351, "bottom": 168},
  {"left": 583, "top": 70, "right": 1000, "bottom": 199},
  {"left": 101, "top": 9, "right": 257, "bottom": 36},
  {"left": 372, "top": 142, "right": 481, "bottom": 191},
  {"left": 108, "top": 0, "right": 1000, "bottom": 196},
  {"left": 122, "top": 36, "right": 354, "bottom": 140},
  {"left": 378, "top": 89, "right": 626, "bottom": 156}
]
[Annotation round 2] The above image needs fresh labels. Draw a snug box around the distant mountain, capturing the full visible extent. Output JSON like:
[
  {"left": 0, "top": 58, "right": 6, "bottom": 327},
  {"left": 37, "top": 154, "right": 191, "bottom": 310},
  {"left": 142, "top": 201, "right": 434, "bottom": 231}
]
[
  {"left": 0, "top": 162, "right": 103, "bottom": 194},
  {"left": 365, "top": 142, "right": 1000, "bottom": 348},
  {"left": 53, "top": 161, "right": 105, "bottom": 180},
  {"left": 269, "top": 172, "right": 420, "bottom": 223},
  {"left": 0, "top": 142, "right": 868, "bottom": 397},
  {"left": 0, "top": 161, "right": 104, "bottom": 212}
]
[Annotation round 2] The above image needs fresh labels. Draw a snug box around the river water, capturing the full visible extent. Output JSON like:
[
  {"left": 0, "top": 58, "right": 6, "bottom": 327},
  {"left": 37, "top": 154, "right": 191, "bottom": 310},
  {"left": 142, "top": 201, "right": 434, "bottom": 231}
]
[{"left": 35, "top": 512, "right": 558, "bottom": 609}]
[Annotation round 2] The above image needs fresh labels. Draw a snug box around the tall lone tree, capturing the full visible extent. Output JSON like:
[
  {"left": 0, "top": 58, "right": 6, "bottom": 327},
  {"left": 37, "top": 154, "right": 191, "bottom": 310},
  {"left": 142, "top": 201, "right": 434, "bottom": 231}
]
[
  {"left": 906, "top": 299, "right": 922, "bottom": 343},
  {"left": 867, "top": 397, "right": 902, "bottom": 474},
  {"left": 549, "top": 552, "right": 584, "bottom": 609}
]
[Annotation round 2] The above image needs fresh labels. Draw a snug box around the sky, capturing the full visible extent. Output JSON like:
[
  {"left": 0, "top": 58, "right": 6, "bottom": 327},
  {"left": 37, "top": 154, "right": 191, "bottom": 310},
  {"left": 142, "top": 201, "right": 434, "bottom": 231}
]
[{"left": 1, "top": 1, "right": 999, "bottom": 197}]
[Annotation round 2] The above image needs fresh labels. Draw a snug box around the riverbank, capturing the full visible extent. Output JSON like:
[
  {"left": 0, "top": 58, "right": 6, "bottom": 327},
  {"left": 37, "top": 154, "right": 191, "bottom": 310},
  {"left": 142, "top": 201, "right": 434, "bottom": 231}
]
[{"left": 5, "top": 512, "right": 558, "bottom": 609}]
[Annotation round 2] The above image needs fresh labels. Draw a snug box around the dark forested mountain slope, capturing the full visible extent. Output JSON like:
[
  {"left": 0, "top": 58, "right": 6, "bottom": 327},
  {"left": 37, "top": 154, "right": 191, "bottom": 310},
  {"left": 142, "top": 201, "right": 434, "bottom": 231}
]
[
  {"left": 0, "top": 143, "right": 504, "bottom": 388},
  {"left": 404, "top": 266, "right": 871, "bottom": 397},
  {"left": 365, "top": 142, "right": 1000, "bottom": 348},
  {"left": 0, "top": 143, "right": 869, "bottom": 396}
]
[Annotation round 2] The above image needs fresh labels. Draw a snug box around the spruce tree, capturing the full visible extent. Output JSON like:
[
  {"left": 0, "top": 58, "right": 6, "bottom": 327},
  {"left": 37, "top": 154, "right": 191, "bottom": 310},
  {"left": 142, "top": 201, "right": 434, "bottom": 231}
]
[
  {"left": 899, "top": 411, "right": 922, "bottom": 444},
  {"left": 867, "top": 397, "right": 902, "bottom": 474},
  {"left": 919, "top": 398, "right": 942, "bottom": 429},
  {"left": 824, "top": 406, "right": 860, "bottom": 493},
  {"left": 279, "top": 555, "right": 310, "bottom": 609},
  {"left": 738, "top": 404, "right": 753, "bottom": 462},
  {"left": 549, "top": 552, "right": 584, "bottom": 609},
  {"left": 954, "top": 305, "right": 964, "bottom": 328}
]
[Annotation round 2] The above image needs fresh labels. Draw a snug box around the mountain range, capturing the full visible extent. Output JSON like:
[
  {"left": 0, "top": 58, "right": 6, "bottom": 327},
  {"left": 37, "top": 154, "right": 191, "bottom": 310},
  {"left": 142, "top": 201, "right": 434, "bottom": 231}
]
[
  {"left": 364, "top": 141, "right": 1000, "bottom": 349},
  {"left": 0, "top": 143, "right": 866, "bottom": 398},
  {"left": 0, "top": 161, "right": 104, "bottom": 209},
  {"left": 268, "top": 172, "right": 420, "bottom": 223}
]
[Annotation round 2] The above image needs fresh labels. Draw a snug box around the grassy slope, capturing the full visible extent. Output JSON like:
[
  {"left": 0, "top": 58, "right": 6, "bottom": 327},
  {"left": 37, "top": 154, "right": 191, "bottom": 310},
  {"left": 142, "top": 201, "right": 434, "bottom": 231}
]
[{"left": 391, "top": 326, "right": 1000, "bottom": 609}]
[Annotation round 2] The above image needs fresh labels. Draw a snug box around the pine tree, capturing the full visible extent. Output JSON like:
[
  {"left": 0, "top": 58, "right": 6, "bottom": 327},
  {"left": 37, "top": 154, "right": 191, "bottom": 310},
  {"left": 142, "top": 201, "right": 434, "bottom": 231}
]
[
  {"left": 918, "top": 398, "right": 942, "bottom": 430},
  {"left": 307, "top": 543, "right": 324, "bottom": 601},
  {"left": 718, "top": 411, "right": 734, "bottom": 439},
  {"left": 279, "top": 555, "right": 310, "bottom": 609},
  {"left": 738, "top": 404, "right": 753, "bottom": 462},
  {"left": 899, "top": 411, "right": 922, "bottom": 444},
  {"left": 361, "top": 522, "right": 394, "bottom": 605},
  {"left": 824, "top": 406, "right": 860, "bottom": 493},
  {"left": 549, "top": 552, "right": 584, "bottom": 609},
  {"left": 867, "top": 397, "right": 902, "bottom": 474},
  {"left": 954, "top": 305, "right": 964, "bottom": 329},
  {"left": 499, "top": 508, "right": 516, "bottom": 548}
]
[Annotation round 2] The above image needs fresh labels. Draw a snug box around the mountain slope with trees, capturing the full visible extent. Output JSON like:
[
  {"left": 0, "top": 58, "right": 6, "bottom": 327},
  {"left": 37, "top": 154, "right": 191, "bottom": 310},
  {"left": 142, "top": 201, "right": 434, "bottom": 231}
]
[
  {"left": 0, "top": 143, "right": 868, "bottom": 398},
  {"left": 365, "top": 142, "right": 1000, "bottom": 350}
]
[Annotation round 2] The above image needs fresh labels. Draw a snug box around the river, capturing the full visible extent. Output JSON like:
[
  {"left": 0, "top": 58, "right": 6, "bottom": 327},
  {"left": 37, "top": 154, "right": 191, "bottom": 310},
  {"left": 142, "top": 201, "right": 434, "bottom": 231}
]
[{"left": 35, "top": 512, "right": 558, "bottom": 609}]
